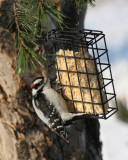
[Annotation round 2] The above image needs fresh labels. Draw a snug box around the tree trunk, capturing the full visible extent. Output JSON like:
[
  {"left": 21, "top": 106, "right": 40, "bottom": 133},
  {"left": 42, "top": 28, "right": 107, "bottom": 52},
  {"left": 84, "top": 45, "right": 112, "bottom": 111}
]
[{"left": 0, "top": 0, "right": 102, "bottom": 160}]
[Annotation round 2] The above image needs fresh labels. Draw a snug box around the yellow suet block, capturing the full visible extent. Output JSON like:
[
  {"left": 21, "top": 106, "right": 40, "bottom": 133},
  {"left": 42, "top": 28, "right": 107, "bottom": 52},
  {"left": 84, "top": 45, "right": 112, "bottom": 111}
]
[{"left": 56, "top": 49, "right": 108, "bottom": 114}]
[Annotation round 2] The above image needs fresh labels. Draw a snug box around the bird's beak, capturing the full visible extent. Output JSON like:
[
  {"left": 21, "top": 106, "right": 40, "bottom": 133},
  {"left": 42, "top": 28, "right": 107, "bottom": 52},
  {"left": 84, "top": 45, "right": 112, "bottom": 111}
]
[{"left": 30, "top": 83, "right": 34, "bottom": 88}]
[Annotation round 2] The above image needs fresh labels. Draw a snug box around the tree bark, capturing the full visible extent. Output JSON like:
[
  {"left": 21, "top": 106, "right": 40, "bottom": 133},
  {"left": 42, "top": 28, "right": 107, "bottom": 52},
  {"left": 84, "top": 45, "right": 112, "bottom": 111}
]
[{"left": 0, "top": 0, "right": 102, "bottom": 160}]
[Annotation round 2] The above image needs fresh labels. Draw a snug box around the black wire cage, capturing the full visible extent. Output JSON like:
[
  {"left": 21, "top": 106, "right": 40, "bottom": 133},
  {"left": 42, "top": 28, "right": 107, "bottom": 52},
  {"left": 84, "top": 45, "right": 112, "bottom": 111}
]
[{"left": 44, "top": 28, "right": 118, "bottom": 119}]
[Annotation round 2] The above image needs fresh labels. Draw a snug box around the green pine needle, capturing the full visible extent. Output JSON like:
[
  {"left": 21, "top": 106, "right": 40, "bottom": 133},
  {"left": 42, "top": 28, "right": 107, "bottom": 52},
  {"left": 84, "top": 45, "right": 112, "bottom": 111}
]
[
  {"left": 87, "top": 0, "right": 96, "bottom": 7},
  {"left": 12, "top": 0, "right": 95, "bottom": 75},
  {"left": 75, "top": 0, "right": 96, "bottom": 10},
  {"left": 13, "top": 0, "right": 67, "bottom": 75}
]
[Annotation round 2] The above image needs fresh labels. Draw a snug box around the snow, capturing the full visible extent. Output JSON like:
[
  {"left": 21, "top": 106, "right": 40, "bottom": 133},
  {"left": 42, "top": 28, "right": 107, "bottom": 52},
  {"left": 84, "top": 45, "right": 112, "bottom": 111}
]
[
  {"left": 85, "top": 0, "right": 128, "bottom": 159},
  {"left": 85, "top": 0, "right": 128, "bottom": 53},
  {"left": 100, "top": 116, "right": 128, "bottom": 160},
  {"left": 111, "top": 59, "right": 128, "bottom": 101}
]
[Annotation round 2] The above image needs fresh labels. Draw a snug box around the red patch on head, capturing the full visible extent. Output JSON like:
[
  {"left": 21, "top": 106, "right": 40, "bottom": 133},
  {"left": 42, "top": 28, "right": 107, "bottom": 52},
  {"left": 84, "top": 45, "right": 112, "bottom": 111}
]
[{"left": 30, "top": 83, "right": 34, "bottom": 88}]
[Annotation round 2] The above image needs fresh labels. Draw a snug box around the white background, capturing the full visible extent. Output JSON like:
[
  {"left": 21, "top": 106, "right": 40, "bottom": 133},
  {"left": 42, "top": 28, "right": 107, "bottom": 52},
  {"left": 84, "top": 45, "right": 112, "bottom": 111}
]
[{"left": 85, "top": 0, "right": 128, "bottom": 160}]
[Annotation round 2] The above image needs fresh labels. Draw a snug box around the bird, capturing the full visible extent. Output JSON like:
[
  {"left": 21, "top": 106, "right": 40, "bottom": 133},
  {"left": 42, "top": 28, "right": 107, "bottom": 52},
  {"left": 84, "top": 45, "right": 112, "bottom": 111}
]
[{"left": 30, "top": 76, "right": 86, "bottom": 143}]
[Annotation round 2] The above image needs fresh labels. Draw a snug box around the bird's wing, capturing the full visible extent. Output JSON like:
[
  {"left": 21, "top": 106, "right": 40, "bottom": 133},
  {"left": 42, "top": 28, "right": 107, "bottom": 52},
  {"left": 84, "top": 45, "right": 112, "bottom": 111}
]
[{"left": 34, "top": 93, "right": 69, "bottom": 143}]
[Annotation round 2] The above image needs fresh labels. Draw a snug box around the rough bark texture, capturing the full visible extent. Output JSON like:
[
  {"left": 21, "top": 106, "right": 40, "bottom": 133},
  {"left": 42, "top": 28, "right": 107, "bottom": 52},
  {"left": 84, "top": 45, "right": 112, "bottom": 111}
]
[{"left": 0, "top": 0, "right": 102, "bottom": 160}]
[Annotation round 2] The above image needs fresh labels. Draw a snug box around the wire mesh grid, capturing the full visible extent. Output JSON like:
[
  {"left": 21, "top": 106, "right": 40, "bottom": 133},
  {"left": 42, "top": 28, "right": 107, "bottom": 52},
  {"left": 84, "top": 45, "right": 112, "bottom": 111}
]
[{"left": 44, "top": 28, "right": 118, "bottom": 119}]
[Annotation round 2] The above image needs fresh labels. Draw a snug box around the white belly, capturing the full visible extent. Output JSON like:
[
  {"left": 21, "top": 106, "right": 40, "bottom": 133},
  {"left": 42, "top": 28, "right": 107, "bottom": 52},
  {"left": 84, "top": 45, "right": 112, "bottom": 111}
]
[
  {"left": 32, "top": 99, "right": 50, "bottom": 126},
  {"left": 32, "top": 88, "right": 69, "bottom": 124},
  {"left": 43, "top": 88, "right": 68, "bottom": 114}
]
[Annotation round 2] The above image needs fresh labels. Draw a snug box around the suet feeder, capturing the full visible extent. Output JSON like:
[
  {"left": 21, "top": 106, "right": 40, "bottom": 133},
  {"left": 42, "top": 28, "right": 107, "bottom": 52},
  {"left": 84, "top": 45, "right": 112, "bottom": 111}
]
[{"left": 44, "top": 28, "right": 118, "bottom": 119}]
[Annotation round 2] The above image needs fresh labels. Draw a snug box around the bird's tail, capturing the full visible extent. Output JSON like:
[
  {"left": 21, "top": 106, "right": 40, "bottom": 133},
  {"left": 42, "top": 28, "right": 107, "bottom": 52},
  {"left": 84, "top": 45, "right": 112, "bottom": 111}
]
[
  {"left": 51, "top": 126, "right": 69, "bottom": 143},
  {"left": 59, "top": 130, "right": 69, "bottom": 143}
]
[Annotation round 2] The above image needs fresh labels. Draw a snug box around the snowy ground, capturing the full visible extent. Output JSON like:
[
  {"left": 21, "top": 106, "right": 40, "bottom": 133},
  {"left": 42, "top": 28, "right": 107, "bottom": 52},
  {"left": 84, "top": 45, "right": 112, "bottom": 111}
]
[
  {"left": 100, "top": 116, "right": 128, "bottom": 160},
  {"left": 85, "top": 0, "right": 128, "bottom": 159}
]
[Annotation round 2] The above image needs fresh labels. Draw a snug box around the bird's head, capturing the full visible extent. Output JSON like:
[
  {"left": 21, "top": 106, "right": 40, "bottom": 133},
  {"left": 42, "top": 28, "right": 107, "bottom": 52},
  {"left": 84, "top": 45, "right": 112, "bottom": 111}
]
[{"left": 30, "top": 77, "right": 47, "bottom": 95}]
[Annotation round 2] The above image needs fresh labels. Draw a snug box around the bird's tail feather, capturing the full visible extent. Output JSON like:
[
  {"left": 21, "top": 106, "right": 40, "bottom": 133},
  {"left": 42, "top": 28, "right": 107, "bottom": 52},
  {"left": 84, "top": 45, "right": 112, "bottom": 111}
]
[{"left": 51, "top": 127, "right": 69, "bottom": 143}]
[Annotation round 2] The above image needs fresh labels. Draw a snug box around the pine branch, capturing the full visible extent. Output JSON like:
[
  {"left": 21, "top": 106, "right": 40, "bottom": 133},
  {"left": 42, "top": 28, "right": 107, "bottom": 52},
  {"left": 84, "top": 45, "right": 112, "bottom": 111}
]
[
  {"left": 75, "top": 0, "right": 95, "bottom": 10},
  {"left": 13, "top": 0, "right": 44, "bottom": 74},
  {"left": 13, "top": 0, "right": 44, "bottom": 75},
  {"left": 12, "top": 0, "right": 68, "bottom": 75},
  {"left": 87, "top": 0, "right": 96, "bottom": 7},
  {"left": 10, "top": 0, "right": 95, "bottom": 75},
  {"left": 13, "top": 0, "right": 25, "bottom": 47}
]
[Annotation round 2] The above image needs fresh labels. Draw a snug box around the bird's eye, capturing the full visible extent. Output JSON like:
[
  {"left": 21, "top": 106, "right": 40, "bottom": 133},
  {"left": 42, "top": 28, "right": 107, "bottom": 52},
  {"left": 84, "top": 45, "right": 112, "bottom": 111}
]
[{"left": 34, "top": 85, "right": 38, "bottom": 89}]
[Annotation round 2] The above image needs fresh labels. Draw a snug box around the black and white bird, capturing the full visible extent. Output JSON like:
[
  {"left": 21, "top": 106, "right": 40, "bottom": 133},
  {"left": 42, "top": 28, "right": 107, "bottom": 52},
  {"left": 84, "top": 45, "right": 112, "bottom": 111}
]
[{"left": 30, "top": 76, "right": 85, "bottom": 143}]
